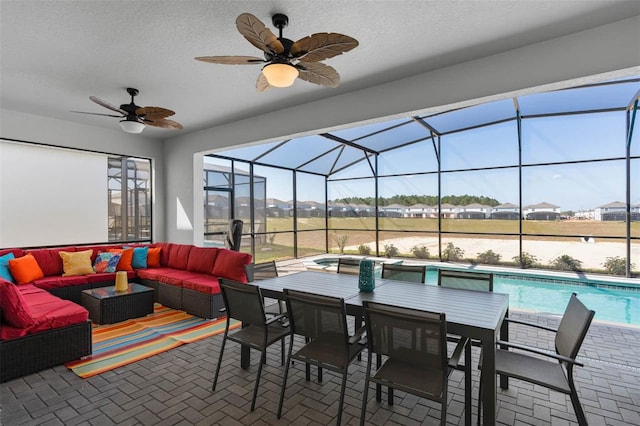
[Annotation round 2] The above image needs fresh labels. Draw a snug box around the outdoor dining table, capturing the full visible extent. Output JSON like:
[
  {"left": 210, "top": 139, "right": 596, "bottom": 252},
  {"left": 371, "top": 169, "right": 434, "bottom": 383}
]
[{"left": 249, "top": 270, "right": 510, "bottom": 425}]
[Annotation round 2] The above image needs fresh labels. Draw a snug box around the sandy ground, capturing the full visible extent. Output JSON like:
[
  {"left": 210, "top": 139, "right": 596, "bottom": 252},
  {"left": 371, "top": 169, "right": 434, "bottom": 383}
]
[{"left": 347, "top": 236, "right": 639, "bottom": 270}]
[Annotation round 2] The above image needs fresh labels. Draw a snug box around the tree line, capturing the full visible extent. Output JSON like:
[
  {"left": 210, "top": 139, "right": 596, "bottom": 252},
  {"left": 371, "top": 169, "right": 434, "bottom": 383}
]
[{"left": 332, "top": 194, "right": 501, "bottom": 207}]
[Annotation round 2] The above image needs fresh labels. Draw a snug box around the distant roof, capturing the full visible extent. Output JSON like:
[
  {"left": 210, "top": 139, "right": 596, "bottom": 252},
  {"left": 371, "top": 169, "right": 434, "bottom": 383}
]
[
  {"left": 597, "top": 201, "right": 626, "bottom": 208},
  {"left": 495, "top": 202, "right": 518, "bottom": 208},
  {"left": 525, "top": 202, "right": 560, "bottom": 208}
]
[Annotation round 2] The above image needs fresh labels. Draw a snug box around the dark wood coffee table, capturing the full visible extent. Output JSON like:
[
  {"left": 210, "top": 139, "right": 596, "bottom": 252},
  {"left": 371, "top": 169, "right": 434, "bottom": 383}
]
[{"left": 81, "top": 283, "right": 154, "bottom": 324}]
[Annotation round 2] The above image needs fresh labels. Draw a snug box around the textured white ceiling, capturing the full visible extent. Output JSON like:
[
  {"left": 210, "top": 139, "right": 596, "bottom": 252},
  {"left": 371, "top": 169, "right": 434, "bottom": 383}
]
[{"left": 1, "top": 0, "right": 639, "bottom": 139}]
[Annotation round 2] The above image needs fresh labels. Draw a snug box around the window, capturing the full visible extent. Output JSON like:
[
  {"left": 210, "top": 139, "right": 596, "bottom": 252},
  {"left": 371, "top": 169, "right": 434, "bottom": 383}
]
[{"left": 108, "top": 157, "right": 151, "bottom": 242}]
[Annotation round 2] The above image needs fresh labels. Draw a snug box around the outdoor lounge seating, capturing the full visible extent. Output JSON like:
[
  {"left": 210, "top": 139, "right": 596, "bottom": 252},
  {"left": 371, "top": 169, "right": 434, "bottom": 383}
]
[
  {"left": 213, "top": 278, "right": 290, "bottom": 411},
  {"left": 360, "top": 301, "right": 468, "bottom": 426},
  {"left": 477, "top": 292, "right": 595, "bottom": 426},
  {"left": 278, "top": 289, "right": 366, "bottom": 426}
]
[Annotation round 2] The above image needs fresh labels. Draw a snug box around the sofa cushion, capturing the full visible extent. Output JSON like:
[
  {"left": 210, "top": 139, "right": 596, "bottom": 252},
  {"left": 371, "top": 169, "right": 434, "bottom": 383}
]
[
  {"left": 159, "top": 243, "right": 173, "bottom": 267},
  {"left": 27, "top": 247, "right": 76, "bottom": 277},
  {"left": 23, "top": 286, "right": 88, "bottom": 335},
  {"left": 31, "top": 275, "right": 89, "bottom": 291},
  {"left": 93, "top": 252, "right": 121, "bottom": 273},
  {"left": 0, "top": 252, "right": 16, "bottom": 283},
  {"left": 182, "top": 276, "right": 222, "bottom": 295},
  {"left": 147, "top": 247, "right": 161, "bottom": 267},
  {"left": 136, "top": 267, "right": 174, "bottom": 281},
  {"left": 157, "top": 270, "right": 203, "bottom": 287},
  {"left": 187, "top": 247, "right": 219, "bottom": 274},
  {"left": 167, "top": 244, "right": 192, "bottom": 270},
  {"left": 211, "top": 249, "right": 252, "bottom": 283},
  {"left": 78, "top": 245, "right": 122, "bottom": 262},
  {"left": 131, "top": 246, "right": 148, "bottom": 269},
  {"left": 0, "top": 248, "right": 24, "bottom": 258},
  {"left": 85, "top": 271, "right": 134, "bottom": 284},
  {"left": 60, "top": 250, "right": 95, "bottom": 276},
  {"left": 0, "top": 279, "right": 35, "bottom": 328},
  {"left": 109, "top": 248, "right": 134, "bottom": 272},
  {"left": 8, "top": 254, "right": 45, "bottom": 284}
]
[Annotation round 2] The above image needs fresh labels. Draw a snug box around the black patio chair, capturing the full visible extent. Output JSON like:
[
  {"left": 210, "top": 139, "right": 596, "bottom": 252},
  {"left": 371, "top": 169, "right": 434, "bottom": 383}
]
[
  {"left": 337, "top": 257, "right": 361, "bottom": 275},
  {"left": 213, "top": 278, "right": 290, "bottom": 411},
  {"left": 277, "top": 289, "right": 366, "bottom": 426},
  {"left": 438, "top": 269, "right": 494, "bottom": 291},
  {"left": 477, "top": 292, "right": 595, "bottom": 426},
  {"left": 381, "top": 263, "right": 425, "bottom": 283},
  {"left": 244, "top": 260, "right": 284, "bottom": 314},
  {"left": 360, "top": 301, "right": 468, "bottom": 426}
]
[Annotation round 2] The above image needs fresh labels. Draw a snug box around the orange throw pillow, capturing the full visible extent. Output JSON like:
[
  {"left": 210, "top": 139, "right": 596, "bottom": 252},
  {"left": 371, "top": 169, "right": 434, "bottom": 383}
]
[
  {"left": 146, "top": 247, "right": 161, "bottom": 267},
  {"left": 8, "top": 254, "right": 45, "bottom": 284},
  {"left": 108, "top": 248, "right": 134, "bottom": 271}
]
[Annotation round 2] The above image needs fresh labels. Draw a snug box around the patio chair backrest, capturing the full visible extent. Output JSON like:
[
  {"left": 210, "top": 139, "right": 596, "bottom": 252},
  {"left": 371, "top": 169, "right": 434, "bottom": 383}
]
[
  {"left": 555, "top": 292, "right": 595, "bottom": 361},
  {"left": 337, "top": 257, "right": 361, "bottom": 275},
  {"left": 363, "top": 300, "right": 447, "bottom": 371},
  {"left": 284, "top": 289, "right": 349, "bottom": 348},
  {"left": 219, "top": 278, "right": 266, "bottom": 326},
  {"left": 438, "top": 270, "right": 493, "bottom": 292},
  {"left": 381, "top": 263, "right": 425, "bottom": 283},
  {"left": 244, "top": 260, "right": 278, "bottom": 282}
]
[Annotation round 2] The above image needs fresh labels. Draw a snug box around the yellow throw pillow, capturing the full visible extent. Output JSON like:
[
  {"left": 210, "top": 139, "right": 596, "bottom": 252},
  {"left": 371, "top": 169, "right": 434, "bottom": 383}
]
[{"left": 60, "top": 250, "right": 95, "bottom": 276}]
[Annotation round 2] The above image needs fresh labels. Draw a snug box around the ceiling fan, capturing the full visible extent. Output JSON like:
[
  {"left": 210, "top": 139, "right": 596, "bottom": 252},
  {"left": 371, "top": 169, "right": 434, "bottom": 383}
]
[
  {"left": 73, "top": 88, "right": 183, "bottom": 133},
  {"left": 195, "top": 13, "right": 359, "bottom": 91}
]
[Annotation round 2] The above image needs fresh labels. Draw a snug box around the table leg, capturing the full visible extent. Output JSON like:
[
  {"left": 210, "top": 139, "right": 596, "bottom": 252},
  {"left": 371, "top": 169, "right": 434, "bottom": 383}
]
[
  {"left": 481, "top": 338, "right": 497, "bottom": 425},
  {"left": 499, "top": 310, "right": 509, "bottom": 390}
]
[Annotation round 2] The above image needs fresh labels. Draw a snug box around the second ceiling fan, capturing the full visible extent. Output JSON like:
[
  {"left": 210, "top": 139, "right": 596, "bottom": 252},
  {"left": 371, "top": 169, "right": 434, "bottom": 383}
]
[{"left": 195, "top": 13, "right": 359, "bottom": 91}]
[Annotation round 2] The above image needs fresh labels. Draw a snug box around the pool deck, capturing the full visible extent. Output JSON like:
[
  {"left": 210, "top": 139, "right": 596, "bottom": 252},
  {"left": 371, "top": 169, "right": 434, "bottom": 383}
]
[{"left": 2, "top": 306, "right": 639, "bottom": 425}]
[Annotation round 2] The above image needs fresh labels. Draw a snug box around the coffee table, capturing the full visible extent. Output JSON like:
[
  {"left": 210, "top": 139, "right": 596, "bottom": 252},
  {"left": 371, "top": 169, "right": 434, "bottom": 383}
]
[{"left": 81, "top": 283, "right": 155, "bottom": 324}]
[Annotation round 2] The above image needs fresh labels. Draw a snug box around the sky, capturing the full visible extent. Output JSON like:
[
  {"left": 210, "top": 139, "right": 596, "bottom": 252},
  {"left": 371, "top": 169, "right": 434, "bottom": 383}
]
[{"left": 208, "top": 82, "right": 640, "bottom": 212}]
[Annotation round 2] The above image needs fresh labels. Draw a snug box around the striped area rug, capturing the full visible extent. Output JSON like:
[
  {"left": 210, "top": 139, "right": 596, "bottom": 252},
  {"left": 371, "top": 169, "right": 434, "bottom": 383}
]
[{"left": 66, "top": 304, "right": 239, "bottom": 378}]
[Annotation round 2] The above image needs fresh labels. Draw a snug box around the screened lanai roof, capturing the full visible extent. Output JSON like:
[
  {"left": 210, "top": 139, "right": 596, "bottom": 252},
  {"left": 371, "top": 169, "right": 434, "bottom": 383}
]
[{"left": 212, "top": 77, "right": 640, "bottom": 176}]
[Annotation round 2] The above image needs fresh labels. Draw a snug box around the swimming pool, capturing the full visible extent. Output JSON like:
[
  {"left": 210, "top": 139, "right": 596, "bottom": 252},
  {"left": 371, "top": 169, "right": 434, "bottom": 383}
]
[
  {"left": 303, "top": 257, "right": 640, "bottom": 326},
  {"left": 424, "top": 269, "right": 640, "bottom": 326}
]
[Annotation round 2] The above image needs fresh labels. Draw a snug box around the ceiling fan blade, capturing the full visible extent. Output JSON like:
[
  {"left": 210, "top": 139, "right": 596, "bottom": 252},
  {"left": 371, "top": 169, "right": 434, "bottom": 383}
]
[
  {"left": 236, "top": 13, "right": 284, "bottom": 55},
  {"left": 296, "top": 61, "right": 340, "bottom": 88},
  {"left": 291, "top": 33, "right": 359, "bottom": 62},
  {"left": 71, "top": 111, "right": 123, "bottom": 118},
  {"left": 89, "top": 96, "right": 126, "bottom": 114},
  {"left": 143, "top": 118, "right": 183, "bottom": 130},
  {"left": 195, "top": 55, "right": 265, "bottom": 65},
  {"left": 256, "top": 73, "right": 273, "bottom": 92},
  {"left": 136, "top": 106, "right": 175, "bottom": 119}
]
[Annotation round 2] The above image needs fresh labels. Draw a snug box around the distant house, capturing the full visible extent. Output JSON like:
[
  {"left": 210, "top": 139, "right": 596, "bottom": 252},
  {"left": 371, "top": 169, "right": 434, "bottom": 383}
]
[
  {"left": 595, "top": 201, "right": 640, "bottom": 221},
  {"left": 524, "top": 202, "right": 561, "bottom": 220},
  {"left": 406, "top": 203, "right": 433, "bottom": 218},
  {"left": 439, "top": 203, "right": 458, "bottom": 219},
  {"left": 456, "top": 203, "right": 492, "bottom": 219},
  {"left": 379, "top": 203, "right": 405, "bottom": 218},
  {"left": 491, "top": 202, "right": 520, "bottom": 220}
]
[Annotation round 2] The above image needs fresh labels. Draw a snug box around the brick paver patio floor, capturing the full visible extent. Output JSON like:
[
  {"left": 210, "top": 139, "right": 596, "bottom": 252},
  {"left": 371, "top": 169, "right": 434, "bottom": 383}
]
[{"left": 2, "top": 308, "right": 639, "bottom": 425}]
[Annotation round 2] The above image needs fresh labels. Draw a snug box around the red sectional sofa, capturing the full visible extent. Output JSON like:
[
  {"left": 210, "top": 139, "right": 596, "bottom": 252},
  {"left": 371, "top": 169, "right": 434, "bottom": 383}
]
[{"left": 0, "top": 242, "right": 252, "bottom": 382}]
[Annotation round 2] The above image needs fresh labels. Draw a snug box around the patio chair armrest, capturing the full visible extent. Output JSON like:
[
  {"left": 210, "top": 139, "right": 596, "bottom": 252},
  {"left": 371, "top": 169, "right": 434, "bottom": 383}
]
[
  {"left": 496, "top": 340, "right": 583, "bottom": 366},
  {"left": 349, "top": 325, "right": 367, "bottom": 345},
  {"left": 219, "top": 307, "right": 227, "bottom": 313},
  {"left": 265, "top": 312, "right": 288, "bottom": 325},
  {"left": 448, "top": 337, "right": 469, "bottom": 368},
  {"left": 505, "top": 317, "right": 557, "bottom": 333}
]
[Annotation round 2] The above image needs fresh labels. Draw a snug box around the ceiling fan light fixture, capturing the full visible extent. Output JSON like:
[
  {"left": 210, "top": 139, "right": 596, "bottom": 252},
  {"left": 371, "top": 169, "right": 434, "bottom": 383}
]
[
  {"left": 262, "top": 63, "right": 299, "bottom": 87},
  {"left": 119, "top": 118, "right": 145, "bottom": 134}
]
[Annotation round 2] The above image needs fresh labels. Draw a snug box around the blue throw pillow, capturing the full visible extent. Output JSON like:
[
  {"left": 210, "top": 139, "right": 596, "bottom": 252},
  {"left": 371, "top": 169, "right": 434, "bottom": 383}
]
[
  {"left": 0, "top": 252, "right": 16, "bottom": 283},
  {"left": 131, "top": 246, "right": 148, "bottom": 269}
]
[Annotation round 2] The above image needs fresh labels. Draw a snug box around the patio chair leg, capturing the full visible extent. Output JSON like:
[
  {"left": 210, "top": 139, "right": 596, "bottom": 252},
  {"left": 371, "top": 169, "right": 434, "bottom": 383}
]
[
  {"left": 212, "top": 332, "right": 227, "bottom": 392},
  {"left": 278, "top": 339, "right": 294, "bottom": 419},
  {"left": 336, "top": 369, "right": 348, "bottom": 426},
  {"left": 568, "top": 374, "right": 588, "bottom": 426},
  {"left": 251, "top": 350, "right": 267, "bottom": 411},
  {"left": 360, "top": 353, "right": 373, "bottom": 426}
]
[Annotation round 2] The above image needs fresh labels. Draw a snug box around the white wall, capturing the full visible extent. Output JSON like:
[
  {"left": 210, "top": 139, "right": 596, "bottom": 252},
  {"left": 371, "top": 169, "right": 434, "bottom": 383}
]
[
  {"left": 0, "top": 110, "right": 166, "bottom": 244},
  {"left": 163, "top": 17, "right": 640, "bottom": 244}
]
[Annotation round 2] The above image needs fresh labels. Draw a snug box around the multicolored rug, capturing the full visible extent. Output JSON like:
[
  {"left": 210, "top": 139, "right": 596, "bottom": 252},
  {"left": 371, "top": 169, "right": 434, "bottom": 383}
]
[{"left": 66, "top": 304, "right": 239, "bottom": 378}]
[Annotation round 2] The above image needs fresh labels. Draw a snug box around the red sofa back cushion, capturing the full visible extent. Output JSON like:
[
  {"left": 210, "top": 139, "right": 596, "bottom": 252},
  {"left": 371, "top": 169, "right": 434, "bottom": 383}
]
[
  {"left": 167, "top": 244, "right": 192, "bottom": 269},
  {"left": 187, "top": 247, "right": 219, "bottom": 274},
  {"left": 211, "top": 249, "right": 252, "bottom": 283},
  {"left": 159, "top": 243, "right": 173, "bottom": 266},
  {"left": 0, "top": 279, "right": 35, "bottom": 328},
  {"left": 27, "top": 247, "right": 76, "bottom": 276}
]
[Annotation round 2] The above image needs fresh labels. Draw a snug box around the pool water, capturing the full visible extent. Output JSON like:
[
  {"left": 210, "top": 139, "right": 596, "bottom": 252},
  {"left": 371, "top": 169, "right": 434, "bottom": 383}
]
[
  {"left": 306, "top": 258, "right": 640, "bottom": 326},
  {"left": 424, "top": 269, "right": 640, "bottom": 326}
]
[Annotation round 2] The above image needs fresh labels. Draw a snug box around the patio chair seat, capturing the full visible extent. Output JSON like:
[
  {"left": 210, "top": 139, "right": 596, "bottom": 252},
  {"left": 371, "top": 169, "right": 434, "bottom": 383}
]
[{"left": 495, "top": 349, "right": 571, "bottom": 393}]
